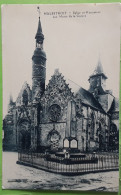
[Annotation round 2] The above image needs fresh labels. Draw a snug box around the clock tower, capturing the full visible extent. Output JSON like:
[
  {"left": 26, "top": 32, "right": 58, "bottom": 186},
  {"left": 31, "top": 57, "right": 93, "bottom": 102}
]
[{"left": 32, "top": 16, "right": 46, "bottom": 100}]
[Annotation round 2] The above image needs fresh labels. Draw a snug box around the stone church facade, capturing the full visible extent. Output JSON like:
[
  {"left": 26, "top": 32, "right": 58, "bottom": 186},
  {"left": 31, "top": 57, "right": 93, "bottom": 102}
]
[{"left": 3, "top": 16, "right": 119, "bottom": 153}]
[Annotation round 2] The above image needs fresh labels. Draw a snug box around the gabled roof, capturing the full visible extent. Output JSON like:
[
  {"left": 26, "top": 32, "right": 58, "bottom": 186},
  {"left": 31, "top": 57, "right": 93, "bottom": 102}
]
[
  {"left": 53, "top": 70, "right": 105, "bottom": 112},
  {"left": 75, "top": 87, "right": 104, "bottom": 112}
]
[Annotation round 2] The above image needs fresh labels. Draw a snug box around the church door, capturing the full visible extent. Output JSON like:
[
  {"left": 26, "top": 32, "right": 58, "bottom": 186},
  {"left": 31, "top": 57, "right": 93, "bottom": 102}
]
[
  {"left": 18, "top": 120, "right": 31, "bottom": 151},
  {"left": 20, "top": 132, "right": 31, "bottom": 150}
]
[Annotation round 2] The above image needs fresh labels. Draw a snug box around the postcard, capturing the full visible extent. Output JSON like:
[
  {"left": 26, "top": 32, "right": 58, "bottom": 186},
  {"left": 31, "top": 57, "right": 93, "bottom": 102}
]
[{"left": 2, "top": 3, "right": 120, "bottom": 191}]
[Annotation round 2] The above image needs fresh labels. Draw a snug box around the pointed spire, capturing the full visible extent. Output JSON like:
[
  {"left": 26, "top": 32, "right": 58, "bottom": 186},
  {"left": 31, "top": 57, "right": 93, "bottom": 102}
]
[
  {"left": 9, "top": 94, "right": 13, "bottom": 105},
  {"left": 35, "top": 17, "right": 42, "bottom": 38},
  {"left": 35, "top": 7, "right": 44, "bottom": 42},
  {"left": 94, "top": 59, "right": 104, "bottom": 74},
  {"left": 89, "top": 58, "right": 107, "bottom": 79},
  {"left": 54, "top": 69, "right": 60, "bottom": 75},
  {"left": 8, "top": 94, "right": 14, "bottom": 113}
]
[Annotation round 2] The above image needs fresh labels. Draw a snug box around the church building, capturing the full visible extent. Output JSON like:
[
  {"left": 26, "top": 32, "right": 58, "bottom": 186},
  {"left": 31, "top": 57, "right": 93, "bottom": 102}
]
[{"left": 3, "top": 16, "right": 119, "bottom": 153}]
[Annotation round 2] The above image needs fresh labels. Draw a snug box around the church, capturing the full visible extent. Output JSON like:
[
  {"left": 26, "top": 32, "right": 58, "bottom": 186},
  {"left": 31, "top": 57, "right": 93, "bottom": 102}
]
[{"left": 3, "top": 15, "right": 119, "bottom": 153}]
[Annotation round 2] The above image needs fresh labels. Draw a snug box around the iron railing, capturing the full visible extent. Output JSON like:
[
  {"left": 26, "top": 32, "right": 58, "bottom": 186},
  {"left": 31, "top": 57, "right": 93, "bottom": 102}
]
[{"left": 18, "top": 151, "right": 119, "bottom": 175}]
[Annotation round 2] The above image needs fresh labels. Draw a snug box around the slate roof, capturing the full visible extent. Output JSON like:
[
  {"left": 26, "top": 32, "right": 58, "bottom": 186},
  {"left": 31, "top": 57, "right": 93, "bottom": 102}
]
[
  {"left": 46, "top": 70, "right": 118, "bottom": 114},
  {"left": 75, "top": 87, "right": 104, "bottom": 112},
  {"left": 108, "top": 97, "right": 119, "bottom": 113},
  {"left": 97, "top": 94, "right": 114, "bottom": 113},
  {"left": 64, "top": 77, "right": 104, "bottom": 112}
]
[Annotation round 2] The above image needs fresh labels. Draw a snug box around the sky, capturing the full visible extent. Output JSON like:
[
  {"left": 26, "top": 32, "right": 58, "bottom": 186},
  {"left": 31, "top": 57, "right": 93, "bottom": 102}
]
[{"left": 1, "top": 4, "right": 120, "bottom": 117}]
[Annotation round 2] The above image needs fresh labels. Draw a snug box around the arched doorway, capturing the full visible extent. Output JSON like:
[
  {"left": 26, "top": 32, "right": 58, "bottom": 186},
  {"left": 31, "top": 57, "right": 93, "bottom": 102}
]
[
  {"left": 18, "top": 120, "right": 31, "bottom": 150},
  {"left": 20, "top": 131, "right": 31, "bottom": 150}
]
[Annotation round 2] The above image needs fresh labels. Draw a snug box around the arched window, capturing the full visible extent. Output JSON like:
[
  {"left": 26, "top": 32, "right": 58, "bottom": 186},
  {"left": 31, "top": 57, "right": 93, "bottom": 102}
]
[
  {"left": 22, "top": 90, "right": 28, "bottom": 106},
  {"left": 109, "top": 123, "right": 118, "bottom": 151},
  {"left": 82, "top": 136, "right": 84, "bottom": 151},
  {"left": 48, "top": 104, "right": 61, "bottom": 122},
  {"left": 90, "top": 113, "right": 95, "bottom": 140},
  {"left": 100, "top": 118, "right": 106, "bottom": 126}
]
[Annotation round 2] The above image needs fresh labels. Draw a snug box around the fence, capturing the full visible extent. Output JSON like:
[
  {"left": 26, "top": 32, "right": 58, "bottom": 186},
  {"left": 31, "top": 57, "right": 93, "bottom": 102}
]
[{"left": 17, "top": 151, "right": 119, "bottom": 175}]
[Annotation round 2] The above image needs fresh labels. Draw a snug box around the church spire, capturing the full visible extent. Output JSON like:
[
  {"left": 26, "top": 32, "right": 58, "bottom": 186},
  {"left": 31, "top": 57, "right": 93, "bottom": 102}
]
[
  {"left": 8, "top": 94, "right": 14, "bottom": 113},
  {"left": 36, "top": 16, "right": 42, "bottom": 33},
  {"left": 32, "top": 7, "right": 46, "bottom": 101},
  {"left": 94, "top": 59, "right": 104, "bottom": 75},
  {"left": 35, "top": 7, "right": 44, "bottom": 48},
  {"left": 88, "top": 58, "right": 107, "bottom": 95},
  {"left": 89, "top": 58, "right": 107, "bottom": 79}
]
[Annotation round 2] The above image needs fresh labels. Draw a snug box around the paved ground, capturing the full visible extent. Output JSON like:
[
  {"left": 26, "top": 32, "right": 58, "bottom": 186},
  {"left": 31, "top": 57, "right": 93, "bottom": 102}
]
[{"left": 2, "top": 152, "right": 119, "bottom": 192}]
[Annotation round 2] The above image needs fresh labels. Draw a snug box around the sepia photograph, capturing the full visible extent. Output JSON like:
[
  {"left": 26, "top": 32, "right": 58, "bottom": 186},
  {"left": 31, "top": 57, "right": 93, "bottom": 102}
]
[{"left": 1, "top": 3, "right": 120, "bottom": 192}]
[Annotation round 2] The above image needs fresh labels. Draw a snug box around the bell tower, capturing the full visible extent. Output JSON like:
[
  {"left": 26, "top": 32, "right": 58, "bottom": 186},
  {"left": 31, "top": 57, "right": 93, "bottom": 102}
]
[
  {"left": 88, "top": 59, "right": 107, "bottom": 96},
  {"left": 32, "top": 9, "right": 46, "bottom": 101}
]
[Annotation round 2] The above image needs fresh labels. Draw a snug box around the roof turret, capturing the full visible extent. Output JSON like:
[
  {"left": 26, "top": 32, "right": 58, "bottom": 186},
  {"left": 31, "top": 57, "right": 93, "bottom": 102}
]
[{"left": 89, "top": 59, "right": 107, "bottom": 80}]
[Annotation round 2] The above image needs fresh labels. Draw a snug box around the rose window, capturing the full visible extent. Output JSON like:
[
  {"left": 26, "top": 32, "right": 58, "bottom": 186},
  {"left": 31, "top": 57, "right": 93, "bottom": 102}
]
[{"left": 48, "top": 104, "right": 61, "bottom": 122}]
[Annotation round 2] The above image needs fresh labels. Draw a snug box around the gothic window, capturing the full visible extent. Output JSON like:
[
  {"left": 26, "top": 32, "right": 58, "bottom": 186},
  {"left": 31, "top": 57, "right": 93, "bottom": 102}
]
[
  {"left": 48, "top": 104, "right": 61, "bottom": 122},
  {"left": 97, "top": 77, "right": 100, "bottom": 86},
  {"left": 109, "top": 123, "right": 119, "bottom": 151},
  {"left": 90, "top": 113, "right": 95, "bottom": 140},
  {"left": 82, "top": 136, "right": 84, "bottom": 151},
  {"left": 100, "top": 118, "right": 106, "bottom": 126},
  {"left": 96, "top": 122, "right": 101, "bottom": 136},
  {"left": 22, "top": 90, "right": 28, "bottom": 106}
]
